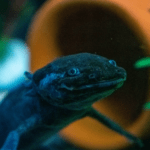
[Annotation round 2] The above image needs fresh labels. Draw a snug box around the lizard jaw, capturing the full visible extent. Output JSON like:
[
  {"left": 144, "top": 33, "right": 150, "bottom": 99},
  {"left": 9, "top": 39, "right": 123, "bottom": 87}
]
[{"left": 60, "top": 77, "right": 126, "bottom": 91}]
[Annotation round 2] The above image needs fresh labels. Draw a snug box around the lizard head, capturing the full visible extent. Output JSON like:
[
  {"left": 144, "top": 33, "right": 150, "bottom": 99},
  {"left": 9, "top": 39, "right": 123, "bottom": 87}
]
[{"left": 32, "top": 53, "right": 127, "bottom": 110}]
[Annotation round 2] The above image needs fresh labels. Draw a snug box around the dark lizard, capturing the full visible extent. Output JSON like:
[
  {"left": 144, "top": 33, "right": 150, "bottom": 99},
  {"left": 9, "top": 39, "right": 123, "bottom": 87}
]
[{"left": 0, "top": 53, "right": 143, "bottom": 150}]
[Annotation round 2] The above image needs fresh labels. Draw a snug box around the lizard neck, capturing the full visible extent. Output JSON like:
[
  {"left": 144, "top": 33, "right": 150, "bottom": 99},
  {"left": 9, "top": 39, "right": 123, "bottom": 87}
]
[{"left": 39, "top": 98, "right": 88, "bottom": 127}]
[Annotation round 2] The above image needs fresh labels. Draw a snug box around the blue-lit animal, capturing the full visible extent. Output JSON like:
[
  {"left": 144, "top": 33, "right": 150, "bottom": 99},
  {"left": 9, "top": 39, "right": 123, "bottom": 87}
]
[{"left": 0, "top": 53, "right": 143, "bottom": 150}]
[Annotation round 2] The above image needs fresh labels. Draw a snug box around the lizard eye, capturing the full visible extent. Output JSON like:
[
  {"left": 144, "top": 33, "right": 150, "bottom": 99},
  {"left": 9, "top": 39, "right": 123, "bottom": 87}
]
[
  {"left": 67, "top": 68, "right": 80, "bottom": 76},
  {"left": 109, "top": 60, "right": 117, "bottom": 67}
]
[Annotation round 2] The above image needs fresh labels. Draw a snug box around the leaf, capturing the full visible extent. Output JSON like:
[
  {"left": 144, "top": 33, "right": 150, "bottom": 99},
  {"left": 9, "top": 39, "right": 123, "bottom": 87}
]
[
  {"left": 134, "top": 57, "right": 150, "bottom": 68},
  {"left": 143, "top": 102, "right": 150, "bottom": 110}
]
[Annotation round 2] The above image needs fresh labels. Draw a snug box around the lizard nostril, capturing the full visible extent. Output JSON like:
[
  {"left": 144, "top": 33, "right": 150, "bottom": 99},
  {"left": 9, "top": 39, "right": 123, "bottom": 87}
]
[
  {"left": 116, "top": 69, "right": 127, "bottom": 79},
  {"left": 89, "top": 74, "right": 96, "bottom": 79}
]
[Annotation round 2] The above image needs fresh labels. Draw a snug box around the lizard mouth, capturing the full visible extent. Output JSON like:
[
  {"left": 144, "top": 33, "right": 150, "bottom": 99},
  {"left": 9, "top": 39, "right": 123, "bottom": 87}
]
[{"left": 60, "top": 77, "right": 126, "bottom": 91}]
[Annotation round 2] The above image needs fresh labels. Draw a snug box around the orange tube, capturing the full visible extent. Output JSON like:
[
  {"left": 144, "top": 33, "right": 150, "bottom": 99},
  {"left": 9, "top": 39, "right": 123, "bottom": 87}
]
[{"left": 27, "top": 0, "right": 150, "bottom": 149}]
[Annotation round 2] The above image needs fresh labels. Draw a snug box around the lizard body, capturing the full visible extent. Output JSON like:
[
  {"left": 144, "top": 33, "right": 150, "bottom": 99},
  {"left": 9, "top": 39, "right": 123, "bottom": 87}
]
[{"left": 0, "top": 53, "right": 143, "bottom": 149}]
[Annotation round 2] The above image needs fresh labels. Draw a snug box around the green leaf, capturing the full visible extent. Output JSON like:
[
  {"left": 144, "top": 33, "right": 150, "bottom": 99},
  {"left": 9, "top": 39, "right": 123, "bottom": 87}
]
[
  {"left": 143, "top": 102, "right": 150, "bottom": 110},
  {"left": 134, "top": 57, "right": 150, "bottom": 68}
]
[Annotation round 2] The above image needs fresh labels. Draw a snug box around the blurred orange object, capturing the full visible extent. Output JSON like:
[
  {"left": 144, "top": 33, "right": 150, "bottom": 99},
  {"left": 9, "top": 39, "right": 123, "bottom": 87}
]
[{"left": 27, "top": 0, "right": 150, "bottom": 149}]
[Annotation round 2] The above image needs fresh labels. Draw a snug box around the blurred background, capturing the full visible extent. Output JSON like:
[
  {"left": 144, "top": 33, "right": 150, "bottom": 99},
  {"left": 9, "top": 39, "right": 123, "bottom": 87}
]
[
  {"left": 0, "top": 0, "right": 150, "bottom": 149},
  {"left": 0, "top": 0, "right": 47, "bottom": 95}
]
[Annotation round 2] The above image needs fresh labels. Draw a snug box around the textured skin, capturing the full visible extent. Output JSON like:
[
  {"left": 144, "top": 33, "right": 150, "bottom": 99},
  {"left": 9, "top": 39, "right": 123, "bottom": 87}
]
[{"left": 0, "top": 53, "right": 142, "bottom": 149}]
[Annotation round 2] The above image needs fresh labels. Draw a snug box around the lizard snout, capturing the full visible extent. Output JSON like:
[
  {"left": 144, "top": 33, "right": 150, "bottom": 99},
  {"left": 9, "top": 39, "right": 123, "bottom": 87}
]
[{"left": 115, "top": 68, "right": 127, "bottom": 80}]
